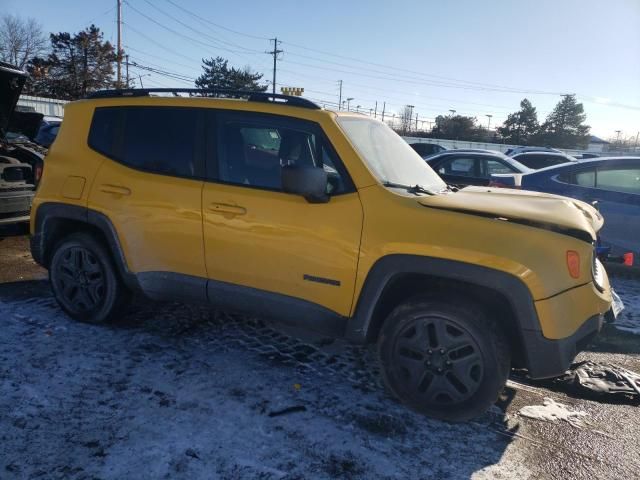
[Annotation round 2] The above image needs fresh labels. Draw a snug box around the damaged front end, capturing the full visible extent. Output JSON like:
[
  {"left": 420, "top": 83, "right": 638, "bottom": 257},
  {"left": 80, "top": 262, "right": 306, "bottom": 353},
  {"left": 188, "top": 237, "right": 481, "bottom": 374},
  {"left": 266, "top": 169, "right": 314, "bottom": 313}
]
[{"left": 0, "top": 62, "right": 41, "bottom": 225}]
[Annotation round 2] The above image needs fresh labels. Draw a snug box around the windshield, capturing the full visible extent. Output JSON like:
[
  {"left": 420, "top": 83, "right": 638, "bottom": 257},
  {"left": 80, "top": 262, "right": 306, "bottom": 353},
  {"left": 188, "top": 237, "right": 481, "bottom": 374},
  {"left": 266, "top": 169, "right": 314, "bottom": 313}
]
[{"left": 337, "top": 116, "right": 446, "bottom": 192}]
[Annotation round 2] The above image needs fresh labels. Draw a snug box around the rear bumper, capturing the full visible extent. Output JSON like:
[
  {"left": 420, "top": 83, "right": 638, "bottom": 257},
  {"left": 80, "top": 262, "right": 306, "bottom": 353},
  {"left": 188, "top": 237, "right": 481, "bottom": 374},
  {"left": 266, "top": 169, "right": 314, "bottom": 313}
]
[{"left": 523, "top": 313, "right": 604, "bottom": 379}]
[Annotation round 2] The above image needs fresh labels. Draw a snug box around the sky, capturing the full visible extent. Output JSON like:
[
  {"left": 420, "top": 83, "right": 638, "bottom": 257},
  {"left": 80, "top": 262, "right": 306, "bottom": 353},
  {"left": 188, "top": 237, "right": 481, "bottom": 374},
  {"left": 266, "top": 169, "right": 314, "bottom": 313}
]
[{"left": 4, "top": 0, "right": 640, "bottom": 140}]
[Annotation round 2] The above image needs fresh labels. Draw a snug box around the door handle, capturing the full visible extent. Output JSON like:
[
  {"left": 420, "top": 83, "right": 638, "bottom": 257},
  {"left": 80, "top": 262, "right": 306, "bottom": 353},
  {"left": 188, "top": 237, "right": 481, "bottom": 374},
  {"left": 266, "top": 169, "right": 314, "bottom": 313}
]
[
  {"left": 207, "top": 203, "right": 246, "bottom": 216},
  {"left": 99, "top": 184, "right": 131, "bottom": 196}
]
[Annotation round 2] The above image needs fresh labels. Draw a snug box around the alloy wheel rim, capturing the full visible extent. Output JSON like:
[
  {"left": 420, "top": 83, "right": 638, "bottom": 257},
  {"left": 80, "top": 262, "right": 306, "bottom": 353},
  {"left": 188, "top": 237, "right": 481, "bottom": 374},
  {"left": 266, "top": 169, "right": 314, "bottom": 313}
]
[
  {"left": 392, "top": 316, "right": 484, "bottom": 405},
  {"left": 54, "top": 247, "right": 105, "bottom": 312}
]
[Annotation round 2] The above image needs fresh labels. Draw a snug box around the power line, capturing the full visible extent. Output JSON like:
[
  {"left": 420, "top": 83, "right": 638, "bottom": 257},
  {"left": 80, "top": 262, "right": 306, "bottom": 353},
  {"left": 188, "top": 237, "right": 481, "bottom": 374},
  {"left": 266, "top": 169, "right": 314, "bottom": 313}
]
[{"left": 163, "top": 0, "right": 270, "bottom": 41}]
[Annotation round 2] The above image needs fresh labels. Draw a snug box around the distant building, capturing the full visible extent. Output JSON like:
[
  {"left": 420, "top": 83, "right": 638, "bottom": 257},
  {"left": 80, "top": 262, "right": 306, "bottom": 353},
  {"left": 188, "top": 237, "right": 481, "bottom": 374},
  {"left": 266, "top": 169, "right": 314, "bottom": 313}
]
[
  {"left": 587, "top": 135, "right": 610, "bottom": 153},
  {"left": 17, "top": 95, "right": 67, "bottom": 118}
]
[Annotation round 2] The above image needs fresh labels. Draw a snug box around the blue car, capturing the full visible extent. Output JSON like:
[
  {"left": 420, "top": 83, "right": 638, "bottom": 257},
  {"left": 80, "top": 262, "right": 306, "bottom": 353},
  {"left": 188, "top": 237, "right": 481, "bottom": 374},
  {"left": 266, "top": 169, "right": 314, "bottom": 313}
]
[{"left": 491, "top": 156, "right": 640, "bottom": 265}]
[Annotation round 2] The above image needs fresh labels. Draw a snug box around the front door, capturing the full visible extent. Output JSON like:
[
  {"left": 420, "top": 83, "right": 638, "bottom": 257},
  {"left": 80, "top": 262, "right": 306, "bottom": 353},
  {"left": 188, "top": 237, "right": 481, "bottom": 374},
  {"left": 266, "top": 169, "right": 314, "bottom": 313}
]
[{"left": 202, "top": 111, "right": 363, "bottom": 318}]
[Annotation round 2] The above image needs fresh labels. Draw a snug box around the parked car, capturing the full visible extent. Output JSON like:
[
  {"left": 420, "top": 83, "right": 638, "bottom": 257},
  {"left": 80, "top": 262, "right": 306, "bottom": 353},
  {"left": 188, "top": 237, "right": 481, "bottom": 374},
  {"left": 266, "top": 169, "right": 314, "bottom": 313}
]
[
  {"left": 504, "top": 146, "right": 562, "bottom": 156},
  {"left": 409, "top": 142, "right": 446, "bottom": 158},
  {"left": 425, "top": 149, "right": 532, "bottom": 187},
  {"left": 574, "top": 152, "right": 600, "bottom": 160},
  {"left": 511, "top": 151, "right": 577, "bottom": 169},
  {"left": 491, "top": 157, "right": 640, "bottom": 265},
  {"left": 34, "top": 116, "right": 63, "bottom": 148},
  {"left": 0, "top": 61, "right": 43, "bottom": 225},
  {"left": 31, "top": 88, "right": 612, "bottom": 421}
]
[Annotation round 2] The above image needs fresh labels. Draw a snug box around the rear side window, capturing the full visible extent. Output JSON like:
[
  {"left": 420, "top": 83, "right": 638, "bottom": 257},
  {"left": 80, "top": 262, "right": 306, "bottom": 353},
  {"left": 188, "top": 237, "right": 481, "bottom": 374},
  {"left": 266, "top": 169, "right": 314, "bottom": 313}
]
[
  {"left": 437, "top": 157, "right": 477, "bottom": 177},
  {"left": 484, "top": 159, "right": 516, "bottom": 176},
  {"left": 575, "top": 170, "right": 596, "bottom": 187},
  {"left": 515, "top": 154, "right": 567, "bottom": 169},
  {"left": 88, "top": 106, "right": 202, "bottom": 178}
]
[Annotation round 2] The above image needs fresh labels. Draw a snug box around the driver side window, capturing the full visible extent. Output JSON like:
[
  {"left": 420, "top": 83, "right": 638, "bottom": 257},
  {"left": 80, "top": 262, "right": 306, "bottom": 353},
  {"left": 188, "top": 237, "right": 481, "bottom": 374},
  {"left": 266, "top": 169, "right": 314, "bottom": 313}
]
[{"left": 215, "top": 114, "right": 349, "bottom": 194}]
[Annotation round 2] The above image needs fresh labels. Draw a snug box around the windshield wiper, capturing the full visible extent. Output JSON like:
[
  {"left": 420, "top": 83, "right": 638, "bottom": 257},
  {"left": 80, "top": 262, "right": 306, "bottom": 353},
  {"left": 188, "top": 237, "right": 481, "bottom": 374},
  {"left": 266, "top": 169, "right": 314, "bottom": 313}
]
[{"left": 382, "top": 181, "right": 436, "bottom": 195}]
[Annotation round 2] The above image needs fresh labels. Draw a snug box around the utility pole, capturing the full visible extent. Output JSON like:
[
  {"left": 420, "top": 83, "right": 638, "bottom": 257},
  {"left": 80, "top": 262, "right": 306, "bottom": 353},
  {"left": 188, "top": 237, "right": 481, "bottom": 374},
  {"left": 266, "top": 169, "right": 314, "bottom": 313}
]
[
  {"left": 615, "top": 130, "right": 622, "bottom": 143},
  {"left": 374, "top": 101, "right": 377, "bottom": 118},
  {"left": 117, "top": 0, "right": 122, "bottom": 88},
  {"left": 415, "top": 112, "right": 418, "bottom": 131},
  {"left": 267, "top": 38, "right": 283, "bottom": 95},
  {"left": 485, "top": 114, "right": 493, "bottom": 130},
  {"left": 381, "top": 101, "right": 386, "bottom": 122},
  {"left": 125, "top": 54, "right": 129, "bottom": 87},
  {"left": 338, "top": 80, "right": 343, "bottom": 110},
  {"left": 407, "top": 105, "right": 415, "bottom": 134},
  {"left": 346, "top": 97, "right": 354, "bottom": 111}
]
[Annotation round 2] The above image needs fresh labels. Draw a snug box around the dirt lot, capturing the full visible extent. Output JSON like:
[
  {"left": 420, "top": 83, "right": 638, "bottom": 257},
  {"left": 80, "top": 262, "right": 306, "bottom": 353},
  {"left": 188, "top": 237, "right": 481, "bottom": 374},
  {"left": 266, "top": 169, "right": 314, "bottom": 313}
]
[{"left": 0, "top": 231, "right": 639, "bottom": 479}]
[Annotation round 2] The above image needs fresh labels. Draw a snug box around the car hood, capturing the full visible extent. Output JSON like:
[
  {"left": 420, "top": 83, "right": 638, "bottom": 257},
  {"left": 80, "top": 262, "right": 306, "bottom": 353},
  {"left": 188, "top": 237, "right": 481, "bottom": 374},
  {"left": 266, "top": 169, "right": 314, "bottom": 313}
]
[
  {"left": 418, "top": 186, "right": 603, "bottom": 242},
  {"left": 0, "top": 62, "right": 29, "bottom": 138}
]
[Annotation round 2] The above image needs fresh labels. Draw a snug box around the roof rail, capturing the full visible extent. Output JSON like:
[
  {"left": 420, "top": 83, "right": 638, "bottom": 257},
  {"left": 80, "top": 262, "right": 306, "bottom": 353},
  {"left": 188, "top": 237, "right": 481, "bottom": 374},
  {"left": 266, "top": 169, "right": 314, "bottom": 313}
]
[{"left": 86, "top": 88, "right": 321, "bottom": 110}]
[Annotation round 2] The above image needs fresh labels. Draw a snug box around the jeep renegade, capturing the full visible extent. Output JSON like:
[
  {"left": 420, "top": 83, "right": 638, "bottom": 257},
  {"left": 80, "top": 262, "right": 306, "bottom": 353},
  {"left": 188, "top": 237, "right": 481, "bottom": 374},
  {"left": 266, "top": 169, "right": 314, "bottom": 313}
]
[{"left": 30, "top": 89, "right": 612, "bottom": 421}]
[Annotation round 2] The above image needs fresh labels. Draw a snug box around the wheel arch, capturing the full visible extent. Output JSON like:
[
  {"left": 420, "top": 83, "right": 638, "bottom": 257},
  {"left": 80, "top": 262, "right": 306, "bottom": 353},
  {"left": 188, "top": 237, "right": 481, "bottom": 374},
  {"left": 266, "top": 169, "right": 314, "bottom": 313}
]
[
  {"left": 346, "top": 255, "right": 541, "bottom": 369},
  {"left": 31, "top": 202, "right": 138, "bottom": 289}
]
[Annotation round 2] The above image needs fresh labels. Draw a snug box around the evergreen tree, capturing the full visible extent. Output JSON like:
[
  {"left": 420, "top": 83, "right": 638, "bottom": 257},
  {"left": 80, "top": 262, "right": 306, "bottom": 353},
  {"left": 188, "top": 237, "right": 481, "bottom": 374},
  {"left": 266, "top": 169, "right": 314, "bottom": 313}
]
[
  {"left": 537, "top": 94, "right": 590, "bottom": 148},
  {"left": 431, "top": 114, "right": 482, "bottom": 141},
  {"left": 25, "top": 25, "right": 115, "bottom": 99},
  {"left": 195, "top": 57, "right": 267, "bottom": 92},
  {"left": 497, "top": 98, "right": 539, "bottom": 145}
]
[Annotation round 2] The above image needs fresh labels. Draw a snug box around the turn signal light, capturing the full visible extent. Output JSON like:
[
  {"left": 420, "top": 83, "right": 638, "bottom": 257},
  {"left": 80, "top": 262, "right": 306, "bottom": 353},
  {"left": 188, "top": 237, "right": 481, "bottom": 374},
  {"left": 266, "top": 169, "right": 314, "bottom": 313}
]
[
  {"left": 566, "top": 251, "right": 580, "bottom": 278},
  {"left": 623, "top": 252, "right": 634, "bottom": 266}
]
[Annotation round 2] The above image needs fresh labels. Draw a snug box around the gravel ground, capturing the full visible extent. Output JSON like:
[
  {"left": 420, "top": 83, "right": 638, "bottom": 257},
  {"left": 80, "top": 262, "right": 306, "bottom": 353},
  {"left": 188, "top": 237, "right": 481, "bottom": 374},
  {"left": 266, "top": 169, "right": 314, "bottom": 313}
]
[{"left": 0, "top": 234, "right": 639, "bottom": 479}]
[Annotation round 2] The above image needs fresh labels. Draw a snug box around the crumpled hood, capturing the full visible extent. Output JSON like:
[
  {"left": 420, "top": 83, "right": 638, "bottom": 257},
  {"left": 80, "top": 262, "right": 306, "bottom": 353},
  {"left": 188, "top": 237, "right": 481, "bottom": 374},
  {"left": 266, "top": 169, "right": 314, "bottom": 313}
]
[
  {"left": 0, "top": 62, "right": 28, "bottom": 138},
  {"left": 418, "top": 186, "right": 603, "bottom": 242}
]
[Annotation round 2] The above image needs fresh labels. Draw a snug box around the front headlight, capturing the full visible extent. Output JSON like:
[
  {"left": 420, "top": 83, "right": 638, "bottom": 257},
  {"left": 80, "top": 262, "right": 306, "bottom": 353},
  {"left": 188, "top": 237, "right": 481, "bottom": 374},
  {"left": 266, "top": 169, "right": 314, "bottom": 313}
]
[{"left": 592, "top": 254, "right": 606, "bottom": 292}]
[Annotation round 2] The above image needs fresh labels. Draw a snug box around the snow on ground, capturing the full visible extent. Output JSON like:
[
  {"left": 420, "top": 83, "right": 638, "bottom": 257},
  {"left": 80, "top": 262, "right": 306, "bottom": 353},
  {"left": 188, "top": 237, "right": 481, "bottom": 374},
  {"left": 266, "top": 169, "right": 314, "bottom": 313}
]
[
  {"left": 610, "top": 269, "right": 640, "bottom": 335},
  {"left": 0, "top": 272, "right": 638, "bottom": 479}
]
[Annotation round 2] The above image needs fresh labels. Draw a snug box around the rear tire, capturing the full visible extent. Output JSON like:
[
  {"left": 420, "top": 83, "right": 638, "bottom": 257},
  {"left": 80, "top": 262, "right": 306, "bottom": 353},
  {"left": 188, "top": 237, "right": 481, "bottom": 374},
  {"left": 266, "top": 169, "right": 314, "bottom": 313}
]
[
  {"left": 49, "top": 232, "right": 130, "bottom": 324},
  {"left": 378, "top": 295, "right": 510, "bottom": 422}
]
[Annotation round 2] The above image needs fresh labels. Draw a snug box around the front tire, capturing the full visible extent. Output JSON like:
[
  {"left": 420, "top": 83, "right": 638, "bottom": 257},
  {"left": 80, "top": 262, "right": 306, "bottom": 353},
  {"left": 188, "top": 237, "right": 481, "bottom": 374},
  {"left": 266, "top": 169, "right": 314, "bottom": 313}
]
[
  {"left": 49, "top": 232, "right": 130, "bottom": 324},
  {"left": 378, "top": 296, "right": 510, "bottom": 422}
]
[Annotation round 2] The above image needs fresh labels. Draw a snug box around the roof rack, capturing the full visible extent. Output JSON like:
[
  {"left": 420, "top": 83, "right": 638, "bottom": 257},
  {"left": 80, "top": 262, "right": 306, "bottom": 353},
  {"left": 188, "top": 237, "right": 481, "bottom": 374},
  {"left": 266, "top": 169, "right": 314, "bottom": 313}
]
[{"left": 86, "top": 88, "right": 321, "bottom": 110}]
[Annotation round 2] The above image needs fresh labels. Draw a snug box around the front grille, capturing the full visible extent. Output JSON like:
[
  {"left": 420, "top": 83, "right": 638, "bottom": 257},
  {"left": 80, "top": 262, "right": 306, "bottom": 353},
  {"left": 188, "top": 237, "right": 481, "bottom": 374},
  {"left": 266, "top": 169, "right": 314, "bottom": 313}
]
[{"left": 0, "top": 210, "right": 30, "bottom": 220}]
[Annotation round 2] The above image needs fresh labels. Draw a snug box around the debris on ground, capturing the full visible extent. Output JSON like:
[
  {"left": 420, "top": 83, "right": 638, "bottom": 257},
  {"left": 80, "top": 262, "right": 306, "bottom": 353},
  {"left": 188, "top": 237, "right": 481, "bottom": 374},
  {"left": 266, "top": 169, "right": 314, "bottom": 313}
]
[
  {"left": 518, "top": 398, "right": 589, "bottom": 428},
  {"left": 552, "top": 361, "right": 640, "bottom": 402},
  {"left": 267, "top": 405, "right": 307, "bottom": 417}
]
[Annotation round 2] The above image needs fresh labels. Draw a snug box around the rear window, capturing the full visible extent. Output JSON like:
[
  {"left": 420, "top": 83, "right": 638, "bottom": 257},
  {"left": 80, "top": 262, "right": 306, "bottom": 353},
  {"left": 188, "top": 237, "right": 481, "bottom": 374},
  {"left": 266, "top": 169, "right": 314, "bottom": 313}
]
[{"left": 88, "top": 106, "right": 202, "bottom": 179}]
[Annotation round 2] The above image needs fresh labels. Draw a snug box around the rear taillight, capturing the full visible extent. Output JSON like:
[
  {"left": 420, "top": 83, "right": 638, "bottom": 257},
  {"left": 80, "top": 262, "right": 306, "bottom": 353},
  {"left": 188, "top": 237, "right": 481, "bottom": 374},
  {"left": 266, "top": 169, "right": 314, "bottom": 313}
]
[
  {"left": 35, "top": 165, "right": 43, "bottom": 183},
  {"left": 623, "top": 252, "right": 634, "bottom": 266}
]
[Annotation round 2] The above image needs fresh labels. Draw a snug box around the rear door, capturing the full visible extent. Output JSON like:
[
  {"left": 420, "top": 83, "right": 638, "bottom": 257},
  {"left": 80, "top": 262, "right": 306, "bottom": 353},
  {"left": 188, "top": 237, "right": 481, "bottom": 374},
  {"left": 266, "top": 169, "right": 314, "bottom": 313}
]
[{"left": 88, "top": 106, "right": 207, "bottom": 295}]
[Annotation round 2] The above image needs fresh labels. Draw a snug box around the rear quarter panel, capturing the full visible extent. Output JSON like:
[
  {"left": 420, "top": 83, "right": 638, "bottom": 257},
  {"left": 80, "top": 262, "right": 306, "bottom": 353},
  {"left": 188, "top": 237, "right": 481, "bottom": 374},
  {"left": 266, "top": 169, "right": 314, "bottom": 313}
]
[{"left": 30, "top": 101, "right": 106, "bottom": 232}]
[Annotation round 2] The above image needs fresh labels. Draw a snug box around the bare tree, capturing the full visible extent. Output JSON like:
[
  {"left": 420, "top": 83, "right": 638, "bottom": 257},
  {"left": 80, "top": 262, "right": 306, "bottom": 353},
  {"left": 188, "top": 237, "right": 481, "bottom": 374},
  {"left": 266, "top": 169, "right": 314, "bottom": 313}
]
[
  {"left": 0, "top": 15, "right": 48, "bottom": 69},
  {"left": 399, "top": 105, "right": 413, "bottom": 135}
]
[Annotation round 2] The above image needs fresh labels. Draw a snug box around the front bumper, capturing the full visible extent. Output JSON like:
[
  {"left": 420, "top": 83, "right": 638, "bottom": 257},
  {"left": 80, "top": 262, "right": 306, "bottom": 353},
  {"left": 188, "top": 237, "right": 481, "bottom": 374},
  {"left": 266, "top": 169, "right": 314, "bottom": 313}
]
[{"left": 524, "top": 313, "right": 604, "bottom": 379}]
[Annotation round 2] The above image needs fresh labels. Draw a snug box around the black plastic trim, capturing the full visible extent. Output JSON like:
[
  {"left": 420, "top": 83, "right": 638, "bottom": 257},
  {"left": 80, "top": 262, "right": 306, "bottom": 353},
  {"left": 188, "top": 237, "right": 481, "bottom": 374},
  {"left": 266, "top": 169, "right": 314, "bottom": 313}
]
[
  {"left": 524, "top": 314, "right": 603, "bottom": 379},
  {"left": 207, "top": 277, "right": 345, "bottom": 337},
  {"left": 86, "top": 88, "right": 321, "bottom": 109}
]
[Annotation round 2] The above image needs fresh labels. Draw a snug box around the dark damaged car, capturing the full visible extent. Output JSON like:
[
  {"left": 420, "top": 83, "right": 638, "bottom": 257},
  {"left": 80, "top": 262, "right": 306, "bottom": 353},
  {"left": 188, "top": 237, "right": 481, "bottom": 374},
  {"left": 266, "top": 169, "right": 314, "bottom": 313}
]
[{"left": 0, "top": 62, "right": 46, "bottom": 225}]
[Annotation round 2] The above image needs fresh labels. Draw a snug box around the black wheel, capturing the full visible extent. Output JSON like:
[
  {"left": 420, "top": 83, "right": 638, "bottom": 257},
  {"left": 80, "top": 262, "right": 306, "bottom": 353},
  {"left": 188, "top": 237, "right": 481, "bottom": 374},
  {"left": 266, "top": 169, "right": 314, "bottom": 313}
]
[
  {"left": 49, "top": 232, "right": 130, "bottom": 324},
  {"left": 378, "top": 296, "right": 510, "bottom": 422}
]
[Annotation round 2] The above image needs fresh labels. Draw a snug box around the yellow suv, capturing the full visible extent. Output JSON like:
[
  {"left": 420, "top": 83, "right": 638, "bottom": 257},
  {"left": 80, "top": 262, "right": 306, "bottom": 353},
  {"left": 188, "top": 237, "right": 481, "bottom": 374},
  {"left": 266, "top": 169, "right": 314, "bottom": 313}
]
[{"left": 30, "top": 89, "right": 612, "bottom": 421}]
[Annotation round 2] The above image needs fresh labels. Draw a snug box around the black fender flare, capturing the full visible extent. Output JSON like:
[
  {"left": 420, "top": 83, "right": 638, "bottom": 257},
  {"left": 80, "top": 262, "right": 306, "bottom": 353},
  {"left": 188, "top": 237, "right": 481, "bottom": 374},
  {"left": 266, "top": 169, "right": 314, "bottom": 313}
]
[{"left": 30, "top": 202, "right": 139, "bottom": 289}]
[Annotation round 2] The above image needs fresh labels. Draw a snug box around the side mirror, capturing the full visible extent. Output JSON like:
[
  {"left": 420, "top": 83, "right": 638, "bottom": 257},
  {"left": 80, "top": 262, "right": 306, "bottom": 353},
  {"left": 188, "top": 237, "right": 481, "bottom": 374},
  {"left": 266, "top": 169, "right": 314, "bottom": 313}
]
[{"left": 282, "top": 166, "right": 329, "bottom": 203}]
